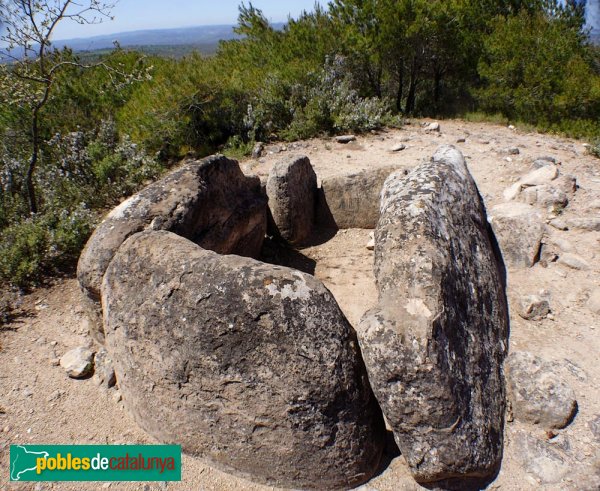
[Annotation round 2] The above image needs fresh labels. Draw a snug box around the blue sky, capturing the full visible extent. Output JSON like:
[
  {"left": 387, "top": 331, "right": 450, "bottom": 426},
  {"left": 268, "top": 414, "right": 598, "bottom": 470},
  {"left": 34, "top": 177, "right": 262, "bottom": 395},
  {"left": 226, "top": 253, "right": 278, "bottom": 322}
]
[{"left": 54, "top": 0, "right": 323, "bottom": 40}]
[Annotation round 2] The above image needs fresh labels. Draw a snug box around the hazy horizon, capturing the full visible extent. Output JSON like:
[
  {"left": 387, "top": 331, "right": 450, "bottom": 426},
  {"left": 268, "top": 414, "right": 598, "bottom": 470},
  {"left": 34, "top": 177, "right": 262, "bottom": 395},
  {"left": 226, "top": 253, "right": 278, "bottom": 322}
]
[{"left": 51, "top": 0, "right": 323, "bottom": 41}]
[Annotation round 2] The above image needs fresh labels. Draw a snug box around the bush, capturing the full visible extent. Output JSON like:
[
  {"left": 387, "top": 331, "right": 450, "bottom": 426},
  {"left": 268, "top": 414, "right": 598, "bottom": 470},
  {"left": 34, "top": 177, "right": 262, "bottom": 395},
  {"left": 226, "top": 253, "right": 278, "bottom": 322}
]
[
  {"left": 0, "top": 119, "right": 162, "bottom": 288},
  {"left": 0, "top": 218, "right": 49, "bottom": 286},
  {"left": 0, "top": 204, "right": 95, "bottom": 287},
  {"left": 477, "top": 10, "right": 600, "bottom": 127}
]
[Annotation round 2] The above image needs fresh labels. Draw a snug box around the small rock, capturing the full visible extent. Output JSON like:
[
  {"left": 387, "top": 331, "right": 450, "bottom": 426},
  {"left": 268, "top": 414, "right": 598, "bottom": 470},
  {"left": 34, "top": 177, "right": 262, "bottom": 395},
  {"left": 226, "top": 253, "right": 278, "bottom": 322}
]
[
  {"left": 50, "top": 341, "right": 57, "bottom": 347},
  {"left": 508, "top": 125, "right": 516, "bottom": 130},
  {"left": 366, "top": 231, "right": 375, "bottom": 251},
  {"left": 3, "top": 426, "right": 10, "bottom": 433},
  {"left": 251, "top": 142, "right": 264, "bottom": 159},
  {"left": 587, "top": 288, "right": 600, "bottom": 315},
  {"left": 549, "top": 218, "right": 569, "bottom": 230},
  {"left": 50, "top": 358, "right": 60, "bottom": 367},
  {"left": 390, "top": 143, "right": 406, "bottom": 152},
  {"left": 514, "top": 432, "right": 570, "bottom": 484},
  {"left": 558, "top": 253, "right": 590, "bottom": 271},
  {"left": 516, "top": 295, "right": 550, "bottom": 320},
  {"left": 22, "top": 388, "right": 33, "bottom": 398},
  {"left": 560, "top": 359, "right": 588, "bottom": 382},
  {"left": 503, "top": 165, "right": 559, "bottom": 201},
  {"left": 565, "top": 217, "right": 600, "bottom": 232},
  {"left": 505, "top": 147, "right": 520, "bottom": 155},
  {"left": 60, "top": 347, "right": 94, "bottom": 379},
  {"left": 479, "top": 139, "right": 490, "bottom": 144},
  {"left": 266, "top": 145, "right": 282, "bottom": 155},
  {"left": 424, "top": 122, "right": 440, "bottom": 132},
  {"left": 530, "top": 160, "right": 552, "bottom": 170},
  {"left": 506, "top": 352, "right": 577, "bottom": 430},
  {"left": 112, "top": 391, "right": 122, "bottom": 403},
  {"left": 589, "top": 415, "right": 600, "bottom": 440},
  {"left": 547, "top": 237, "right": 573, "bottom": 253},
  {"left": 93, "top": 348, "right": 116, "bottom": 389},
  {"left": 335, "top": 135, "right": 356, "bottom": 144},
  {"left": 47, "top": 390, "right": 64, "bottom": 402},
  {"left": 456, "top": 138, "right": 466, "bottom": 143},
  {"left": 589, "top": 199, "right": 600, "bottom": 209}
]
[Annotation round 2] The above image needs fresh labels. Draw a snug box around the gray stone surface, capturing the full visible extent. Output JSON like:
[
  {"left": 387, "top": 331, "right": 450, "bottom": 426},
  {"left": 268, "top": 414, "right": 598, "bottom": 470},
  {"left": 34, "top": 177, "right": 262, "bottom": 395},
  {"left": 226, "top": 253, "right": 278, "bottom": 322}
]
[
  {"left": 565, "top": 217, "right": 600, "bottom": 231},
  {"left": 317, "top": 166, "right": 400, "bottom": 229},
  {"left": 488, "top": 202, "right": 545, "bottom": 268},
  {"left": 589, "top": 415, "right": 600, "bottom": 440},
  {"left": 506, "top": 352, "right": 577, "bottom": 430},
  {"left": 102, "top": 230, "right": 385, "bottom": 489},
  {"left": 516, "top": 295, "right": 550, "bottom": 320},
  {"left": 503, "top": 165, "right": 559, "bottom": 201},
  {"left": 587, "top": 288, "right": 600, "bottom": 315},
  {"left": 357, "top": 146, "right": 509, "bottom": 485},
  {"left": 520, "top": 184, "right": 568, "bottom": 211},
  {"left": 60, "top": 347, "right": 94, "bottom": 379},
  {"left": 77, "top": 155, "right": 267, "bottom": 342},
  {"left": 335, "top": 135, "right": 356, "bottom": 143},
  {"left": 514, "top": 432, "right": 570, "bottom": 484},
  {"left": 93, "top": 347, "right": 116, "bottom": 388},
  {"left": 558, "top": 253, "right": 590, "bottom": 271},
  {"left": 266, "top": 155, "right": 317, "bottom": 245},
  {"left": 424, "top": 122, "right": 440, "bottom": 132}
]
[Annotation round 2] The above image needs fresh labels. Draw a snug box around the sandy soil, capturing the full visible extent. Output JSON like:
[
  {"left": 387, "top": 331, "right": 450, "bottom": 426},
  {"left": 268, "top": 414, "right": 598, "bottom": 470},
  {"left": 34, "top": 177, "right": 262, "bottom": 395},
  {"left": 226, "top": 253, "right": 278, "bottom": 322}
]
[{"left": 1, "top": 119, "right": 599, "bottom": 490}]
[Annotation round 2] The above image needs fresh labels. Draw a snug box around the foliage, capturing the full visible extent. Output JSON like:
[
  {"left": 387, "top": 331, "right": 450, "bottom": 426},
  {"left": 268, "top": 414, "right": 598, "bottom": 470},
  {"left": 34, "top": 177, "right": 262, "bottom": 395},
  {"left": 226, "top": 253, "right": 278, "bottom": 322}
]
[
  {"left": 477, "top": 7, "right": 600, "bottom": 126},
  {"left": 2, "top": 0, "right": 600, "bottom": 289}
]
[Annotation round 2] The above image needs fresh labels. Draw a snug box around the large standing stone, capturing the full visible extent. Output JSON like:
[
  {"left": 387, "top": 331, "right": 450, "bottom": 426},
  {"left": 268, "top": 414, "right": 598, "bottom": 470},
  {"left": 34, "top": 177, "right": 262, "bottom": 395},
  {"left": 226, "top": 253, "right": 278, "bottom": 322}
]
[
  {"left": 317, "top": 166, "right": 401, "bottom": 229},
  {"left": 102, "top": 230, "right": 385, "bottom": 489},
  {"left": 357, "top": 146, "right": 509, "bottom": 486},
  {"left": 488, "top": 202, "right": 545, "bottom": 268},
  {"left": 266, "top": 156, "right": 317, "bottom": 245},
  {"left": 77, "top": 155, "right": 267, "bottom": 342}
]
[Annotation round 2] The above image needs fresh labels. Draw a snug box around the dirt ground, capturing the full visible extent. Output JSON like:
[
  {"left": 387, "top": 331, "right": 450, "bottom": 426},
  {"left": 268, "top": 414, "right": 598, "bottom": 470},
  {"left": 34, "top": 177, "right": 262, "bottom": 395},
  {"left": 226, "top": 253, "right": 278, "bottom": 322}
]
[{"left": 1, "top": 119, "right": 599, "bottom": 490}]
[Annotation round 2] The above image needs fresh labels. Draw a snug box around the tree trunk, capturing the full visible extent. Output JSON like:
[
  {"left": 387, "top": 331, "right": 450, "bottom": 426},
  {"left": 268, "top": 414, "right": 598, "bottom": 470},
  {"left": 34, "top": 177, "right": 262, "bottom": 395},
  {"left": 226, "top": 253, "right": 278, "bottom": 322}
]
[
  {"left": 405, "top": 57, "right": 419, "bottom": 114},
  {"left": 434, "top": 67, "right": 443, "bottom": 107},
  {"left": 26, "top": 109, "right": 40, "bottom": 215},
  {"left": 396, "top": 61, "right": 404, "bottom": 112}
]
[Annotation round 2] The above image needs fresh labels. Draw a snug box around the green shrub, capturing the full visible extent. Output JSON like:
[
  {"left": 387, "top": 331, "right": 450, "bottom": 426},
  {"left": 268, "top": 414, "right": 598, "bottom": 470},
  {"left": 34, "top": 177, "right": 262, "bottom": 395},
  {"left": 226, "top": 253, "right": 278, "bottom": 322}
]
[
  {"left": 477, "top": 10, "right": 600, "bottom": 127},
  {"left": 0, "top": 218, "right": 49, "bottom": 286}
]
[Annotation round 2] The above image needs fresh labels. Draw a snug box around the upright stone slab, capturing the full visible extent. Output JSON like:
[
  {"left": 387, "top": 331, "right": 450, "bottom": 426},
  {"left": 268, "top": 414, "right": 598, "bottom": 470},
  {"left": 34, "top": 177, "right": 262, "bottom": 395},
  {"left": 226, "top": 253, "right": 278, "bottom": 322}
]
[
  {"left": 266, "top": 155, "right": 317, "bottom": 244},
  {"left": 317, "top": 166, "right": 401, "bottom": 229},
  {"left": 102, "top": 230, "right": 385, "bottom": 489},
  {"left": 77, "top": 155, "right": 267, "bottom": 342},
  {"left": 358, "top": 146, "right": 509, "bottom": 486},
  {"left": 488, "top": 202, "right": 544, "bottom": 269}
]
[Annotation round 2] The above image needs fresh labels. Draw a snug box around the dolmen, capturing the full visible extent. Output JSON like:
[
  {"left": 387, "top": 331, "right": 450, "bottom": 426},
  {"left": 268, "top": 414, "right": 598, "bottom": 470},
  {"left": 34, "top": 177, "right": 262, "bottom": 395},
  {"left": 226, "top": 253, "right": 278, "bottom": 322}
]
[{"left": 77, "top": 147, "right": 509, "bottom": 489}]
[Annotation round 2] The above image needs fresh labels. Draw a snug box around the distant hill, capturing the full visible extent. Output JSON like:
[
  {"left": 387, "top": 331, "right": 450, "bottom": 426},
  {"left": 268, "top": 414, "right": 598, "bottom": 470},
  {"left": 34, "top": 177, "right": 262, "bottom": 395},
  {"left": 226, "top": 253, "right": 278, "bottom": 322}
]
[
  {"left": 53, "top": 25, "right": 242, "bottom": 52},
  {"left": 50, "top": 23, "right": 285, "bottom": 57}
]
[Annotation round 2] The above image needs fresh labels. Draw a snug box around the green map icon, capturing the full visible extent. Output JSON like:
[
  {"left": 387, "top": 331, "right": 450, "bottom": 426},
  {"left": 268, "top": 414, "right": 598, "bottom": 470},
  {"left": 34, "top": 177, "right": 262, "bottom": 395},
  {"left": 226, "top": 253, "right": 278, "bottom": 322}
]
[{"left": 10, "top": 445, "right": 49, "bottom": 481}]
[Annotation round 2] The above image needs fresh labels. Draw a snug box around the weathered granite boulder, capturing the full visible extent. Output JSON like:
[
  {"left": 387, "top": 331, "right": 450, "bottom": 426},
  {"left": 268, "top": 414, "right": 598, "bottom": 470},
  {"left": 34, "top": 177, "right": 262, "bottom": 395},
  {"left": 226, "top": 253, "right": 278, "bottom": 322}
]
[
  {"left": 102, "top": 230, "right": 385, "bottom": 489},
  {"left": 78, "top": 155, "right": 267, "bottom": 342},
  {"left": 266, "top": 156, "right": 317, "bottom": 245},
  {"left": 317, "top": 166, "right": 401, "bottom": 229},
  {"left": 357, "top": 146, "right": 509, "bottom": 486},
  {"left": 503, "top": 165, "right": 559, "bottom": 201},
  {"left": 506, "top": 352, "right": 577, "bottom": 430},
  {"left": 488, "top": 202, "right": 545, "bottom": 268}
]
